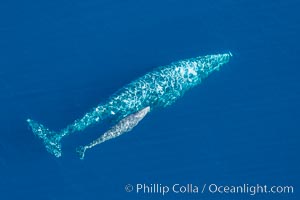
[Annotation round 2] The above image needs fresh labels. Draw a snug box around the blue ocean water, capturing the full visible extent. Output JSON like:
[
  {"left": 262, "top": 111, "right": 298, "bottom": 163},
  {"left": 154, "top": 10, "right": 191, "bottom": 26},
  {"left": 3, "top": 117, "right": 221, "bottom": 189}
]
[{"left": 0, "top": 0, "right": 299, "bottom": 199}]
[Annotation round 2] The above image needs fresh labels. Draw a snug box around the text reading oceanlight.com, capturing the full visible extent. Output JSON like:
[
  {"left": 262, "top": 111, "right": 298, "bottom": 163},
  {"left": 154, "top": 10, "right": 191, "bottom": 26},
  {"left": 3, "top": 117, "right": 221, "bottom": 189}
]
[{"left": 124, "top": 183, "right": 294, "bottom": 196}]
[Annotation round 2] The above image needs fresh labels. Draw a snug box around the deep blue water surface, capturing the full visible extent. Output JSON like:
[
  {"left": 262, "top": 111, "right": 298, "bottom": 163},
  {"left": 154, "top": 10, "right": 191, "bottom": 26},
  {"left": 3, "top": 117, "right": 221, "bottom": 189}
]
[{"left": 0, "top": 0, "right": 299, "bottom": 199}]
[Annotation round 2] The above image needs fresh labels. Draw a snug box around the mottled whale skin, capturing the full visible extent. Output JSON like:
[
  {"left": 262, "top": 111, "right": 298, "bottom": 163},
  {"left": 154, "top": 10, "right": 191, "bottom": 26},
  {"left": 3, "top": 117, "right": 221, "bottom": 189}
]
[{"left": 27, "top": 52, "right": 232, "bottom": 158}]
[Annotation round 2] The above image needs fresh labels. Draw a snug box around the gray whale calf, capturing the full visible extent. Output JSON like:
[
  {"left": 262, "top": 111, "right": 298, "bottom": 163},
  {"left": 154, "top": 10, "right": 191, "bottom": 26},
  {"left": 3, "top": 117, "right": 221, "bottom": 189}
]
[
  {"left": 27, "top": 52, "right": 232, "bottom": 158},
  {"left": 77, "top": 106, "right": 150, "bottom": 159}
]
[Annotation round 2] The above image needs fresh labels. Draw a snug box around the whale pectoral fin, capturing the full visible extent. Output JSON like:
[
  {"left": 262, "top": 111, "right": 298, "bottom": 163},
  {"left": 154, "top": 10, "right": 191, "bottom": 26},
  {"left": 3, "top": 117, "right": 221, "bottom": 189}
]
[{"left": 76, "top": 106, "right": 150, "bottom": 159}]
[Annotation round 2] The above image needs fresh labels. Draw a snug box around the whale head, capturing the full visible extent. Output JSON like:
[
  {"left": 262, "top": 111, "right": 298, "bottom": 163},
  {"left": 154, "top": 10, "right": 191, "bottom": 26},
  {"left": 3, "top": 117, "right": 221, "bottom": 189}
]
[
  {"left": 176, "top": 52, "right": 232, "bottom": 83},
  {"left": 195, "top": 52, "right": 232, "bottom": 75}
]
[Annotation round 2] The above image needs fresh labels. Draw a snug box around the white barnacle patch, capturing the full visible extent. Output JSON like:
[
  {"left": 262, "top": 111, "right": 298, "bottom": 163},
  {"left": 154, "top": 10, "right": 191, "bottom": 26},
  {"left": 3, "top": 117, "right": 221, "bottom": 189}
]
[
  {"left": 180, "top": 68, "right": 185, "bottom": 76},
  {"left": 187, "top": 67, "right": 197, "bottom": 76},
  {"left": 192, "top": 61, "right": 197, "bottom": 67},
  {"left": 122, "top": 99, "right": 128, "bottom": 103},
  {"left": 156, "top": 85, "right": 163, "bottom": 94}
]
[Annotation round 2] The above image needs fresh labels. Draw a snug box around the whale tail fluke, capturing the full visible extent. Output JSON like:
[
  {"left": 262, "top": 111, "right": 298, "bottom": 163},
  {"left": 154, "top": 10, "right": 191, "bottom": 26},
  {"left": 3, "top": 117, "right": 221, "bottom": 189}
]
[{"left": 27, "top": 119, "right": 62, "bottom": 158}]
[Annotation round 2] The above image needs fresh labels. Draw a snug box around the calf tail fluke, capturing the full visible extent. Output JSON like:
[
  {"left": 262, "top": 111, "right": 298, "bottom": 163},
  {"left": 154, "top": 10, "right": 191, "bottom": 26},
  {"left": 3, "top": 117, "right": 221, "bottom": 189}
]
[
  {"left": 27, "top": 119, "right": 62, "bottom": 157},
  {"left": 76, "top": 146, "right": 87, "bottom": 160}
]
